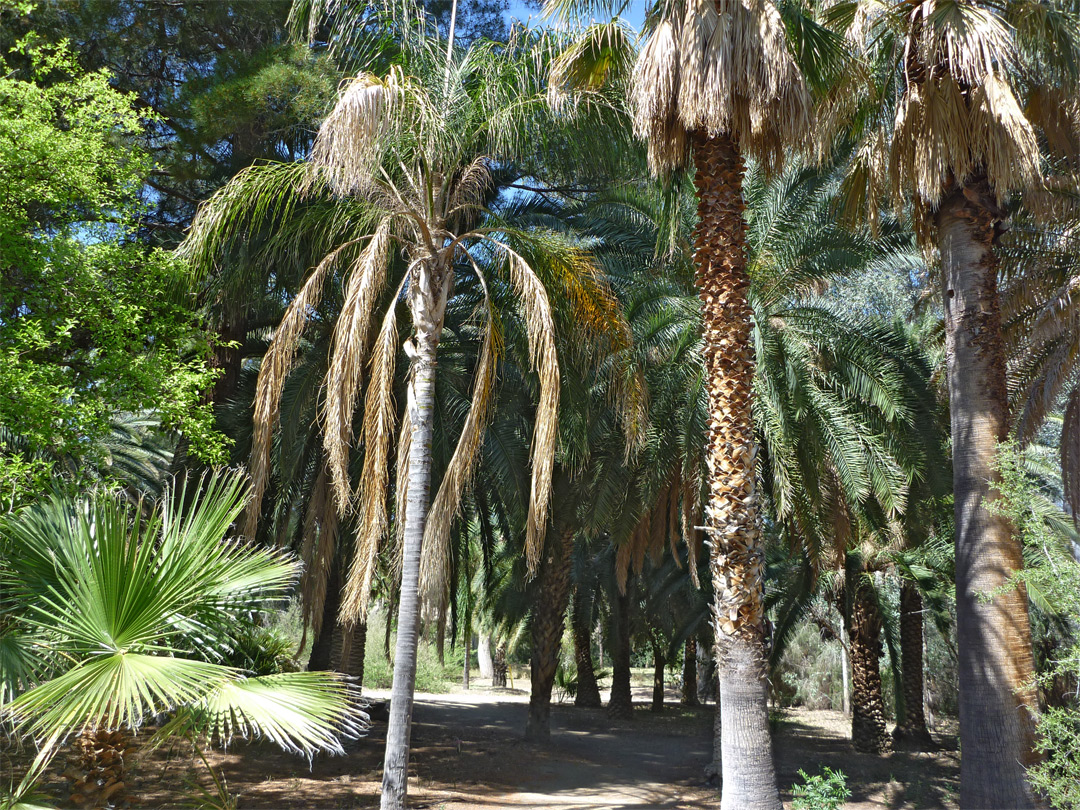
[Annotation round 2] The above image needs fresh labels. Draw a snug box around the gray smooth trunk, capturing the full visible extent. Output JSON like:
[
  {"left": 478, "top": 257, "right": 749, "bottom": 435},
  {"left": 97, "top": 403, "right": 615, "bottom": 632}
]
[
  {"left": 938, "top": 182, "right": 1038, "bottom": 809},
  {"left": 380, "top": 319, "right": 440, "bottom": 810}
]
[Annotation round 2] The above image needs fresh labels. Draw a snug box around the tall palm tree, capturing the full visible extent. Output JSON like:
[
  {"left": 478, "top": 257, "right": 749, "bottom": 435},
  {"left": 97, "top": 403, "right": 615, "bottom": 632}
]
[
  {"left": 837, "top": 1, "right": 1080, "bottom": 801},
  {"left": 181, "top": 13, "right": 626, "bottom": 807},
  {"left": 544, "top": 3, "right": 851, "bottom": 804}
]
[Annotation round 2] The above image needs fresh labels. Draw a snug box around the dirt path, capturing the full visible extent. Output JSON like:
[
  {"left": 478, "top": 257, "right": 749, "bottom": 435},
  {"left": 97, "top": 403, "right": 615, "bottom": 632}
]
[{"left": 33, "top": 682, "right": 958, "bottom": 809}]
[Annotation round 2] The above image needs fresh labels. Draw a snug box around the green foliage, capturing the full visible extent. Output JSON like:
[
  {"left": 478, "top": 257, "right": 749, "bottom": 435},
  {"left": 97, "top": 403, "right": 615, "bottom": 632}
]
[
  {"left": 0, "top": 473, "right": 364, "bottom": 788},
  {"left": 991, "top": 441, "right": 1080, "bottom": 809},
  {"left": 0, "top": 38, "right": 225, "bottom": 506},
  {"left": 791, "top": 767, "right": 851, "bottom": 810},
  {"left": 362, "top": 608, "right": 463, "bottom": 693}
]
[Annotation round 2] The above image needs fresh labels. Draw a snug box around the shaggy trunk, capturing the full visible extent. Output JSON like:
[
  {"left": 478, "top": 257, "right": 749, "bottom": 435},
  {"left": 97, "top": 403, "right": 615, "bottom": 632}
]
[
  {"left": 381, "top": 268, "right": 446, "bottom": 810},
  {"left": 938, "top": 180, "right": 1038, "bottom": 808},
  {"left": 308, "top": 560, "right": 343, "bottom": 672},
  {"left": 65, "top": 727, "right": 135, "bottom": 808},
  {"left": 651, "top": 640, "right": 666, "bottom": 712},
  {"left": 572, "top": 587, "right": 602, "bottom": 708},
  {"left": 525, "top": 528, "right": 575, "bottom": 740},
  {"left": 895, "top": 581, "right": 932, "bottom": 747},
  {"left": 492, "top": 643, "right": 508, "bottom": 687},
  {"left": 342, "top": 620, "right": 367, "bottom": 681},
  {"left": 608, "top": 586, "right": 633, "bottom": 719},
  {"left": 478, "top": 634, "right": 494, "bottom": 679},
  {"left": 849, "top": 577, "right": 891, "bottom": 754},
  {"left": 682, "top": 638, "right": 699, "bottom": 706},
  {"left": 692, "top": 131, "right": 780, "bottom": 810}
]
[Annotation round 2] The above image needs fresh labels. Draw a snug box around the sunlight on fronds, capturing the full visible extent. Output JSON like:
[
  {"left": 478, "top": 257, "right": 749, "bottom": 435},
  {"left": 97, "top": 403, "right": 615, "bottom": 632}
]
[
  {"left": 505, "top": 249, "right": 561, "bottom": 575},
  {"left": 324, "top": 221, "right": 394, "bottom": 512},
  {"left": 419, "top": 299, "right": 501, "bottom": 615},
  {"left": 341, "top": 288, "right": 404, "bottom": 626},
  {"left": 247, "top": 242, "right": 356, "bottom": 539},
  {"left": 299, "top": 464, "right": 339, "bottom": 644}
]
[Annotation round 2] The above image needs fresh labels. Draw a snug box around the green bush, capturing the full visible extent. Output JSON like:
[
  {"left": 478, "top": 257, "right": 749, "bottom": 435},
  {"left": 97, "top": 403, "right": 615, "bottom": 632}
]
[
  {"left": 362, "top": 606, "right": 462, "bottom": 693},
  {"left": 791, "top": 767, "right": 850, "bottom": 810}
]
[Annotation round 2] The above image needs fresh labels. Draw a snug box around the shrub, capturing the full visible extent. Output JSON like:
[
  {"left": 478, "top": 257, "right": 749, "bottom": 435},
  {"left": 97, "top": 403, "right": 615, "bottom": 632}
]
[{"left": 791, "top": 767, "right": 850, "bottom": 810}]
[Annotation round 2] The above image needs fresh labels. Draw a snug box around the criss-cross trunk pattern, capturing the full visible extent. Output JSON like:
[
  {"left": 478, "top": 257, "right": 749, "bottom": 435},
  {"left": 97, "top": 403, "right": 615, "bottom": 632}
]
[
  {"left": 896, "top": 581, "right": 932, "bottom": 747},
  {"left": 937, "top": 178, "right": 1038, "bottom": 809},
  {"left": 526, "top": 528, "right": 576, "bottom": 739},
  {"left": 849, "top": 578, "right": 891, "bottom": 754},
  {"left": 692, "top": 131, "right": 779, "bottom": 810},
  {"left": 608, "top": 585, "right": 634, "bottom": 719}
]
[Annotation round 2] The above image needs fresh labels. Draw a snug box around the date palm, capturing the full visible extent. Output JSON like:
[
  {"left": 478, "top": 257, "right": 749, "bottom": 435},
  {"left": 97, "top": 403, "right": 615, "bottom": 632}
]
[
  {"left": 837, "top": 1, "right": 1080, "bottom": 802},
  {"left": 181, "top": 13, "right": 626, "bottom": 807}
]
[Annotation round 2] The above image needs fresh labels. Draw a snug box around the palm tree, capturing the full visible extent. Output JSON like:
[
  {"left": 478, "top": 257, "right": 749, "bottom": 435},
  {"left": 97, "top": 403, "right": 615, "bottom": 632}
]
[
  {"left": 181, "top": 14, "right": 627, "bottom": 806},
  {"left": 0, "top": 474, "right": 364, "bottom": 808},
  {"left": 544, "top": 3, "right": 853, "bottom": 804},
  {"left": 838, "top": 2, "right": 1080, "bottom": 801}
]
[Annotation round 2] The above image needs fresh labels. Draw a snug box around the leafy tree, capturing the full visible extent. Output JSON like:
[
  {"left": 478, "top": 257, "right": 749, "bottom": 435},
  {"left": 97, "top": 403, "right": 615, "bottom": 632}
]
[{"left": 0, "top": 38, "right": 224, "bottom": 508}]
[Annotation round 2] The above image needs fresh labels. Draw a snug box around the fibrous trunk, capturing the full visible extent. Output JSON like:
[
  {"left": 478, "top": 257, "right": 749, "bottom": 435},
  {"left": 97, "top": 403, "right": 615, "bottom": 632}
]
[
  {"left": 380, "top": 272, "right": 445, "bottom": 810},
  {"left": 937, "top": 180, "right": 1038, "bottom": 808},
  {"left": 849, "top": 576, "right": 891, "bottom": 754},
  {"left": 308, "top": 559, "right": 342, "bottom": 672},
  {"left": 608, "top": 585, "right": 633, "bottom": 720},
  {"left": 682, "top": 638, "right": 699, "bottom": 706},
  {"left": 692, "top": 131, "right": 780, "bottom": 810},
  {"left": 65, "top": 727, "right": 135, "bottom": 808},
  {"left": 895, "top": 581, "right": 932, "bottom": 747},
  {"left": 572, "top": 587, "right": 602, "bottom": 708},
  {"left": 525, "top": 528, "right": 575, "bottom": 739}
]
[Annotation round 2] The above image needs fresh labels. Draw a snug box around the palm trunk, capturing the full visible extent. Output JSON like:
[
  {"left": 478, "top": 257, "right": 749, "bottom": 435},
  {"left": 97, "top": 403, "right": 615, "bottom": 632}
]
[
  {"left": 525, "top": 528, "right": 575, "bottom": 739},
  {"left": 682, "top": 638, "right": 699, "bottom": 706},
  {"left": 849, "top": 576, "right": 891, "bottom": 754},
  {"left": 342, "top": 620, "right": 367, "bottom": 683},
  {"left": 572, "top": 587, "right": 602, "bottom": 708},
  {"left": 692, "top": 131, "right": 780, "bottom": 810},
  {"left": 895, "top": 581, "right": 932, "bottom": 747},
  {"left": 478, "top": 634, "right": 494, "bottom": 679},
  {"left": 937, "top": 180, "right": 1038, "bottom": 808},
  {"left": 308, "top": 560, "right": 342, "bottom": 672},
  {"left": 492, "top": 642, "right": 508, "bottom": 687},
  {"left": 380, "top": 293, "right": 443, "bottom": 810},
  {"left": 651, "top": 640, "right": 666, "bottom": 712},
  {"left": 839, "top": 618, "right": 851, "bottom": 716},
  {"left": 608, "top": 586, "right": 633, "bottom": 719}
]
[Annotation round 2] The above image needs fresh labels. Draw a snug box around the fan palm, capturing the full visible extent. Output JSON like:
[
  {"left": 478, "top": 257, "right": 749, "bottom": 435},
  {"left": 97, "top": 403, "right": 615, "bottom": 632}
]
[
  {"left": 0, "top": 474, "right": 364, "bottom": 809},
  {"left": 835, "top": 1, "right": 1080, "bottom": 801},
  {"left": 181, "top": 12, "right": 627, "bottom": 806},
  {"left": 544, "top": 3, "right": 853, "bottom": 805}
]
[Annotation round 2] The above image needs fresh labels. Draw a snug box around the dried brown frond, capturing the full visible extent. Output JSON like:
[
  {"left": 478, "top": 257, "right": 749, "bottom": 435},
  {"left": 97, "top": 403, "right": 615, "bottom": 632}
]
[
  {"left": 682, "top": 470, "right": 701, "bottom": 589},
  {"left": 1062, "top": 387, "right": 1080, "bottom": 523},
  {"left": 245, "top": 242, "right": 355, "bottom": 539},
  {"left": 323, "top": 220, "right": 393, "bottom": 512},
  {"left": 309, "top": 69, "right": 403, "bottom": 196},
  {"left": 615, "top": 537, "right": 633, "bottom": 595},
  {"left": 447, "top": 157, "right": 494, "bottom": 222},
  {"left": 340, "top": 292, "right": 402, "bottom": 626},
  {"left": 630, "top": 0, "right": 812, "bottom": 175},
  {"left": 668, "top": 477, "right": 681, "bottom": 565},
  {"left": 299, "top": 462, "right": 340, "bottom": 644},
  {"left": 419, "top": 305, "right": 500, "bottom": 614},
  {"left": 506, "top": 250, "right": 560, "bottom": 575}
]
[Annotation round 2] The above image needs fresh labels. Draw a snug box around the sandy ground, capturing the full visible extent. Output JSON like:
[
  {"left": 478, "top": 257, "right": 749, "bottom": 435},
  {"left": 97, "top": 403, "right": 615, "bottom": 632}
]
[{"left": 14, "top": 680, "right": 959, "bottom": 809}]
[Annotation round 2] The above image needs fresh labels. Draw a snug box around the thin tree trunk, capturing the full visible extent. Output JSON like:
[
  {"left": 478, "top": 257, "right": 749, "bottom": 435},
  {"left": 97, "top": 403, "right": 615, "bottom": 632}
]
[
  {"left": 840, "top": 618, "right": 851, "bottom": 717},
  {"left": 526, "top": 528, "right": 575, "bottom": 739},
  {"left": 308, "top": 561, "right": 342, "bottom": 672},
  {"left": 478, "top": 634, "right": 494, "bottom": 679},
  {"left": 572, "top": 587, "right": 602, "bottom": 708},
  {"left": 608, "top": 586, "right": 633, "bottom": 720},
  {"left": 692, "top": 131, "right": 780, "bottom": 810},
  {"left": 682, "top": 638, "right": 699, "bottom": 706},
  {"left": 492, "top": 643, "right": 508, "bottom": 688},
  {"left": 937, "top": 180, "right": 1038, "bottom": 809},
  {"left": 651, "top": 640, "right": 665, "bottom": 712},
  {"left": 380, "top": 307, "right": 442, "bottom": 810},
  {"left": 849, "top": 576, "right": 891, "bottom": 754},
  {"left": 895, "top": 581, "right": 932, "bottom": 747}
]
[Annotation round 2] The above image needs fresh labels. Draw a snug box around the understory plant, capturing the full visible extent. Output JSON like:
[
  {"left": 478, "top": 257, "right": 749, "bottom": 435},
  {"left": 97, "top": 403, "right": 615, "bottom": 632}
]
[
  {"left": 0, "top": 473, "right": 366, "bottom": 808},
  {"left": 791, "top": 767, "right": 851, "bottom": 810}
]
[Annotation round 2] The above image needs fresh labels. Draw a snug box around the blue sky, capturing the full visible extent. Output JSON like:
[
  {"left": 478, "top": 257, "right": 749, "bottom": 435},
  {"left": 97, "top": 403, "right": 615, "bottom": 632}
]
[{"left": 504, "top": 0, "right": 646, "bottom": 32}]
